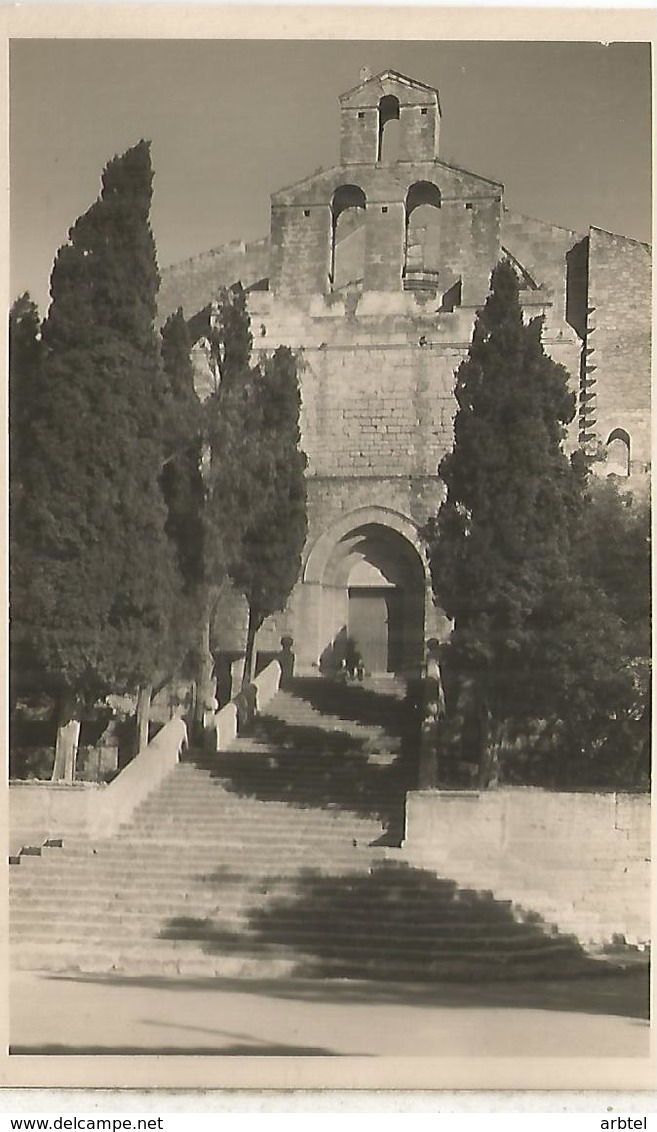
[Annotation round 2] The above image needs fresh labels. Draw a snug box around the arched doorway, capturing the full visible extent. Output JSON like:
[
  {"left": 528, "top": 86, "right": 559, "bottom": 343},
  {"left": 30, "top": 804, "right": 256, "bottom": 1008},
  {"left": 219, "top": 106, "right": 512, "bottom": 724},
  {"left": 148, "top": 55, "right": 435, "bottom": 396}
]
[{"left": 302, "top": 509, "right": 431, "bottom": 676}]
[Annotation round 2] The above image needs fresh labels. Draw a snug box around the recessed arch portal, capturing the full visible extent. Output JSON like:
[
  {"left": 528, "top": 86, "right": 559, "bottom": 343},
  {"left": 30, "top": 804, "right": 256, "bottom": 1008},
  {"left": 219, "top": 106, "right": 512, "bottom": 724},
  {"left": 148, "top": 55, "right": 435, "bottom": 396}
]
[{"left": 304, "top": 507, "right": 429, "bottom": 675}]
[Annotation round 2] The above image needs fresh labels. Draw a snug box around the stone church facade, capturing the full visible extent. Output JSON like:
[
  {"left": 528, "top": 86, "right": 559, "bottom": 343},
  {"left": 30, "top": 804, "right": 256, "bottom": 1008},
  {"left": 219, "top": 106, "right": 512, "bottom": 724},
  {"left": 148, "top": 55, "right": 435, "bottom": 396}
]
[{"left": 158, "top": 69, "right": 652, "bottom": 678}]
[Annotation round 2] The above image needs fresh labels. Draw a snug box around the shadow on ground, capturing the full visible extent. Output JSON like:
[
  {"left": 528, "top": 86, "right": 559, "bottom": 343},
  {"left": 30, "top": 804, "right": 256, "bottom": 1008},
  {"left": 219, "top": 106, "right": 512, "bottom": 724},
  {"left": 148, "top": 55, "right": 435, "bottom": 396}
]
[{"left": 38, "top": 966, "right": 650, "bottom": 1021}]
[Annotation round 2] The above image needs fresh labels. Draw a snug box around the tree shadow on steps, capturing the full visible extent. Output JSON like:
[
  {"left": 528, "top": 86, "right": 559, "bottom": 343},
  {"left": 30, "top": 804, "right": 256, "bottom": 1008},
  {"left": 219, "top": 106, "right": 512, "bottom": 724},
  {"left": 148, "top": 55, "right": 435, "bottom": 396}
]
[
  {"left": 288, "top": 678, "right": 414, "bottom": 736},
  {"left": 156, "top": 859, "right": 648, "bottom": 1011},
  {"left": 208, "top": 710, "right": 417, "bottom": 839}
]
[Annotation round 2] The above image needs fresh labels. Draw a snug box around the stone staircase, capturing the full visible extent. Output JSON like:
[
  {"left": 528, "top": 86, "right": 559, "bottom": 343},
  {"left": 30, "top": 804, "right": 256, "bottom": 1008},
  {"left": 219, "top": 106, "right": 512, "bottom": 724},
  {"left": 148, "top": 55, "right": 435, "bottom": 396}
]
[{"left": 10, "top": 677, "right": 604, "bottom": 982}]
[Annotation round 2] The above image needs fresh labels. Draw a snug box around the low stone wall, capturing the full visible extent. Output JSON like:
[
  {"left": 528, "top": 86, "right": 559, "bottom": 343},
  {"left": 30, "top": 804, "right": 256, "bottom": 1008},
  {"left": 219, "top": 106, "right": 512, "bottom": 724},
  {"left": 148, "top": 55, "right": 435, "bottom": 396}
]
[
  {"left": 10, "top": 664, "right": 285, "bottom": 853},
  {"left": 253, "top": 659, "right": 283, "bottom": 711},
  {"left": 402, "top": 788, "right": 651, "bottom": 948},
  {"left": 89, "top": 717, "right": 187, "bottom": 839},
  {"left": 9, "top": 781, "right": 104, "bottom": 856},
  {"left": 9, "top": 716, "right": 188, "bottom": 852},
  {"left": 206, "top": 659, "right": 282, "bottom": 752}
]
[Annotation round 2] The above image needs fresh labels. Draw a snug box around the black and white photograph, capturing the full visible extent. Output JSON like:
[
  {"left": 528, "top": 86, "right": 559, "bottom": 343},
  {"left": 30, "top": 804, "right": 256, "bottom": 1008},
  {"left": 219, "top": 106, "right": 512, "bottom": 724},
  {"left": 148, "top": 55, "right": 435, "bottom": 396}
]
[{"left": 4, "top": 9, "right": 654, "bottom": 1094}]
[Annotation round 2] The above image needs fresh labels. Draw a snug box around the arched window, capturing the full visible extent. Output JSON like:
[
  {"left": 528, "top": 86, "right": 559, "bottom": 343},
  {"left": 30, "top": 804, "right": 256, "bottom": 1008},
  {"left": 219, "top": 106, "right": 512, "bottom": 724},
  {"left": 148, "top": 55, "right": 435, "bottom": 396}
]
[
  {"left": 606, "top": 428, "right": 631, "bottom": 477},
  {"left": 330, "top": 185, "right": 366, "bottom": 291},
  {"left": 378, "top": 95, "right": 400, "bottom": 163},
  {"left": 404, "top": 181, "right": 441, "bottom": 289}
]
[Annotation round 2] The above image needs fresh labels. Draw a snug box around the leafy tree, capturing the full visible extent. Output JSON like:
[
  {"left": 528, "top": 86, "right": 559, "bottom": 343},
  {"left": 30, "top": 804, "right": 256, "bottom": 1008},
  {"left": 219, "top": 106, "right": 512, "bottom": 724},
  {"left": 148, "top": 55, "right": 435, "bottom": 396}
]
[
  {"left": 181, "top": 287, "right": 307, "bottom": 711},
  {"left": 574, "top": 477, "right": 650, "bottom": 657},
  {"left": 174, "top": 284, "right": 258, "bottom": 728},
  {"left": 425, "top": 261, "right": 586, "bottom": 785},
  {"left": 10, "top": 141, "right": 179, "bottom": 778},
  {"left": 229, "top": 346, "right": 308, "bottom": 683},
  {"left": 561, "top": 477, "right": 651, "bottom": 787}
]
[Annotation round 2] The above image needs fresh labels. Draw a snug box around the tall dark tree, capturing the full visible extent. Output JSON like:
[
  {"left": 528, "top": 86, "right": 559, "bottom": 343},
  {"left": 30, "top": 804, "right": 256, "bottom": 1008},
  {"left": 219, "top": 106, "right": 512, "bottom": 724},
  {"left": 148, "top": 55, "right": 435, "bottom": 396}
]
[
  {"left": 229, "top": 346, "right": 308, "bottom": 683},
  {"left": 10, "top": 141, "right": 179, "bottom": 778},
  {"left": 9, "top": 294, "right": 44, "bottom": 712},
  {"left": 160, "top": 308, "right": 205, "bottom": 589},
  {"left": 9, "top": 293, "right": 43, "bottom": 494},
  {"left": 182, "top": 285, "right": 257, "bottom": 726},
  {"left": 425, "top": 261, "right": 585, "bottom": 784}
]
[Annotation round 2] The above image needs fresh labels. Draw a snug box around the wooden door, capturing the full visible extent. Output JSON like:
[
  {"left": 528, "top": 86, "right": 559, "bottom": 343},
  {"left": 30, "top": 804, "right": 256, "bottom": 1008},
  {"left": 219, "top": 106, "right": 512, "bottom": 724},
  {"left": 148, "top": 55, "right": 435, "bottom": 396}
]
[{"left": 348, "top": 589, "right": 389, "bottom": 674}]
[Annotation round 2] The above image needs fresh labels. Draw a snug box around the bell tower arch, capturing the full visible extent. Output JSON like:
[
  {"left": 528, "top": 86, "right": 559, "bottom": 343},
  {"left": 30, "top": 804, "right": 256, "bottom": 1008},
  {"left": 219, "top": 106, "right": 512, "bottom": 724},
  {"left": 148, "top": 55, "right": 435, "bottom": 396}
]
[{"left": 339, "top": 69, "right": 441, "bottom": 166}]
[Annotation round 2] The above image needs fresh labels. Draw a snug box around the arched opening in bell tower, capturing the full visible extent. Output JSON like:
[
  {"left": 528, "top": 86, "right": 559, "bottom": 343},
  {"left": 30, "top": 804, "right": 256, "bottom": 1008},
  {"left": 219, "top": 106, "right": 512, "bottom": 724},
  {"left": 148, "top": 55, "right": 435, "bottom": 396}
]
[
  {"left": 330, "top": 184, "right": 367, "bottom": 291},
  {"left": 404, "top": 181, "right": 442, "bottom": 291},
  {"left": 377, "top": 94, "right": 401, "bottom": 163}
]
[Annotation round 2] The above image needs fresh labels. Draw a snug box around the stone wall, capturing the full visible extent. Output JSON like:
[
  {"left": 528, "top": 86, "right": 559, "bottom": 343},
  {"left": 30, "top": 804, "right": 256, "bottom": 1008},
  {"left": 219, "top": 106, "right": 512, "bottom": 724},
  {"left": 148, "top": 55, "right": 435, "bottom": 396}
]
[
  {"left": 586, "top": 227, "right": 652, "bottom": 470},
  {"left": 270, "top": 162, "right": 502, "bottom": 299},
  {"left": 158, "top": 237, "right": 270, "bottom": 323},
  {"left": 156, "top": 68, "right": 651, "bottom": 676},
  {"left": 402, "top": 788, "right": 651, "bottom": 948},
  {"left": 501, "top": 210, "right": 584, "bottom": 320},
  {"left": 339, "top": 70, "right": 440, "bottom": 166}
]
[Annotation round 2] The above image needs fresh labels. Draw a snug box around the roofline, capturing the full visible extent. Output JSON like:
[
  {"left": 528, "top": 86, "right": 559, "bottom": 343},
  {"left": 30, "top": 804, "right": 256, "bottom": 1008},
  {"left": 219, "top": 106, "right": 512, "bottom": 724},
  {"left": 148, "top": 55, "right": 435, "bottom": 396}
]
[
  {"left": 589, "top": 225, "right": 652, "bottom": 252},
  {"left": 339, "top": 68, "right": 441, "bottom": 104},
  {"left": 502, "top": 210, "right": 652, "bottom": 250},
  {"left": 502, "top": 207, "right": 585, "bottom": 240},
  {"left": 436, "top": 157, "right": 503, "bottom": 189},
  {"left": 272, "top": 159, "right": 503, "bottom": 202}
]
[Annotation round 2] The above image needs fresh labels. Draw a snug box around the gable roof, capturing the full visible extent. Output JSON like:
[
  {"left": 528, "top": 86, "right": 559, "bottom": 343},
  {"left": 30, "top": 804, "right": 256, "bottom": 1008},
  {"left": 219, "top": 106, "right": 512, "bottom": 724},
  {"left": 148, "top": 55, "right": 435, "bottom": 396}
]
[
  {"left": 340, "top": 69, "right": 439, "bottom": 99},
  {"left": 339, "top": 68, "right": 441, "bottom": 113}
]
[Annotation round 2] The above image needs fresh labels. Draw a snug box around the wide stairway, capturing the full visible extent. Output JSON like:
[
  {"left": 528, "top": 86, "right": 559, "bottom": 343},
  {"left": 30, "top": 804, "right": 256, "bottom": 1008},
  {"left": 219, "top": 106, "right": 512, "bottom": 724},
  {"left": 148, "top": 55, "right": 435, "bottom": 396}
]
[{"left": 10, "top": 677, "right": 596, "bottom": 982}]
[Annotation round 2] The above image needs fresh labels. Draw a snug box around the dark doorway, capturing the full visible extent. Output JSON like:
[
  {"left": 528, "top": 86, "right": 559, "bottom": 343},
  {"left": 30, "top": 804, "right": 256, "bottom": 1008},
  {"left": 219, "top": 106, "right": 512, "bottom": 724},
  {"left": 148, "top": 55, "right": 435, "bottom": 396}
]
[{"left": 348, "top": 588, "right": 402, "bottom": 674}]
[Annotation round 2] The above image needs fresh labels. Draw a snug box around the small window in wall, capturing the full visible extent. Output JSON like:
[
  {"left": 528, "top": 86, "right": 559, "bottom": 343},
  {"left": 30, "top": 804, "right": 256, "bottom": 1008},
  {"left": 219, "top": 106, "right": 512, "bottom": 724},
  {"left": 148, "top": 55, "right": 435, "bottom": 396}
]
[
  {"left": 378, "top": 94, "right": 401, "bottom": 163},
  {"left": 303, "top": 209, "right": 310, "bottom": 217},
  {"left": 421, "top": 108, "right": 428, "bottom": 116},
  {"left": 606, "top": 428, "right": 631, "bottom": 477},
  {"left": 358, "top": 111, "right": 365, "bottom": 119}
]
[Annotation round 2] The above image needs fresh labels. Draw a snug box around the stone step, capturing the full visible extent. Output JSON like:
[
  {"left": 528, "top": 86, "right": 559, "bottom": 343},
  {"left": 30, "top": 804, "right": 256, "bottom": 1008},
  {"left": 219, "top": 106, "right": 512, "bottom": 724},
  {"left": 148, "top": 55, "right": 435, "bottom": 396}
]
[
  {"left": 11, "top": 940, "right": 588, "bottom": 982},
  {"left": 9, "top": 847, "right": 377, "bottom": 869},
  {"left": 10, "top": 913, "right": 556, "bottom": 947},
  {"left": 11, "top": 920, "right": 581, "bottom": 960},
  {"left": 10, "top": 904, "right": 542, "bottom": 934},
  {"left": 9, "top": 882, "right": 510, "bottom": 911},
  {"left": 12, "top": 682, "right": 603, "bottom": 984}
]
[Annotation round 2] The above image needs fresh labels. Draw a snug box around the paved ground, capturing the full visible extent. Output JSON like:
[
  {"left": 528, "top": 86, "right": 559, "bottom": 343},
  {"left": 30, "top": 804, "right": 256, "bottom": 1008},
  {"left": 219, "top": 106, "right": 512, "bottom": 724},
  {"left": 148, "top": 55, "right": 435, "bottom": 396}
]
[{"left": 10, "top": 968, "right": 650, "bottom": 1058}]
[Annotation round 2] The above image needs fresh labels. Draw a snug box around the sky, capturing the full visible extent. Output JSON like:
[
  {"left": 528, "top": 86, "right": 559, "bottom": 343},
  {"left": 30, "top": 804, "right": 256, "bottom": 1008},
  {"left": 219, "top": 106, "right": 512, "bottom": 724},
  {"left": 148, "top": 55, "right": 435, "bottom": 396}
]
[{"left": 10, "top": 38, "right": 653, "bottom": 316}]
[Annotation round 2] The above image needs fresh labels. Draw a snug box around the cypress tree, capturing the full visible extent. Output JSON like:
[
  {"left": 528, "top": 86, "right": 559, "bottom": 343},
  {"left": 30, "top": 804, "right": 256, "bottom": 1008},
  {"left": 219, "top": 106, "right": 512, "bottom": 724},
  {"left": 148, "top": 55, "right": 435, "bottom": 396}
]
[
  {"left": 9, "top": 293, "right": 43, "bottom": 496},
  {"left": 426, "top": 261, "right": 584, "bottom": 784},
  {"left": 181, "top": 285, "right": 257, "bottom": 727},
  {"left": 9, "top": 294, "right": 44, "bottom": 710},
  {"left": 11, "top": 141, "right": 179, "bottom": 778},
  {"left": 229, "top": 346, "right": 308, "bottom": 683},
  {"left": 160, "top": 308, "right": 205, "bottom": 590}
]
